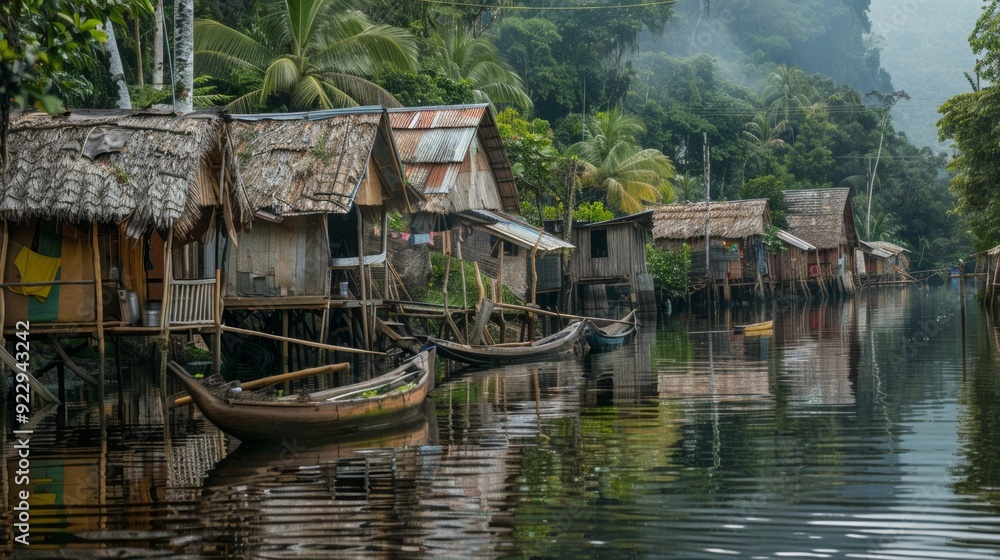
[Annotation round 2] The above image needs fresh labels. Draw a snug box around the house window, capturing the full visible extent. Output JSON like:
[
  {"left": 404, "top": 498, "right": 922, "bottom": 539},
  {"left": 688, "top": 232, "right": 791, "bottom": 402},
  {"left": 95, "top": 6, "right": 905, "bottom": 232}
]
[
  {"left": 490, "top": 236, "right": 519, "bottom": 258},
  {"left": 591, "top": 229, "right": 608, "bottom": 258}
]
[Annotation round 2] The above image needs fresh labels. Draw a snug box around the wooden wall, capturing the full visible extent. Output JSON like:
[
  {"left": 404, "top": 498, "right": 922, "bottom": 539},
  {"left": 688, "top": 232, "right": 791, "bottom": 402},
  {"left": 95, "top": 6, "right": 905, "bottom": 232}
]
[{"left": 226, "top": 215, "right": 329, "bottom": 297}]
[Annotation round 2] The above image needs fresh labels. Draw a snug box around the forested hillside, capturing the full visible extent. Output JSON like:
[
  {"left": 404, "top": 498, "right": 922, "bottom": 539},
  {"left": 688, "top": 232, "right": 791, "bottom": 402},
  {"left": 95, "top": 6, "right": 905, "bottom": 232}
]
[{"left": 42, "top": 0, "right": 967, "bottom": 267}]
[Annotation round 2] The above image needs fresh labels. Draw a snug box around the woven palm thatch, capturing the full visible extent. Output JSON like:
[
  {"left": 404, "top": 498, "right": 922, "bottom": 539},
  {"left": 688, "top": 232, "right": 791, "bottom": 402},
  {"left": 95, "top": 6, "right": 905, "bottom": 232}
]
[
  {"left": 0, "top": 109, "right": 250, "bottom": 239},
  {"left": 652, "top": 200, "right": 770, "bottom": 241},
  {"left": 232, "top": 108, "right": 416, "bottom": 216},
  {"left": 783, "top": 188, "right": 857, "bottom": 250}
]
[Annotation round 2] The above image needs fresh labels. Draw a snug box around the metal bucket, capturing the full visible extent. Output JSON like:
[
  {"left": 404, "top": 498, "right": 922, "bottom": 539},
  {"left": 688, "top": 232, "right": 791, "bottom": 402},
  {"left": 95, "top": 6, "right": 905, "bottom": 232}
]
[{"left": 144, "top": 300, "right": 162, "bottom": 327}]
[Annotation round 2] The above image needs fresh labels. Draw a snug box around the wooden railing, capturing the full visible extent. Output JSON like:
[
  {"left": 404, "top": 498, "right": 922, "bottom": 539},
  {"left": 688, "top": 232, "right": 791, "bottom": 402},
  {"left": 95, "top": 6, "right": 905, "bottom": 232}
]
[{"left": 169, "top": 278, "right": 216, "bottom": 325}]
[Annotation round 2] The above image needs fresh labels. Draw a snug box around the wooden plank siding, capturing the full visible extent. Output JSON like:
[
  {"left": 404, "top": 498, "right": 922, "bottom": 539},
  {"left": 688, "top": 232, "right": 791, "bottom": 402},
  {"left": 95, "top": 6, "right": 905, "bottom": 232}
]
[{"left": 573, "top": 222, "right": 655, "bottom": 310}]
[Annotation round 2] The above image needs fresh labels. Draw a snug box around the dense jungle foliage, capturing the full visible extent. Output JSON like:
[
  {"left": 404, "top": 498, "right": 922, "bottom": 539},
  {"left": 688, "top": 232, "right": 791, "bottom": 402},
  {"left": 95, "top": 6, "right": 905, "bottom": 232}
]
[{"left": 19, "top": 0, "right": 976, "bottom": 268}]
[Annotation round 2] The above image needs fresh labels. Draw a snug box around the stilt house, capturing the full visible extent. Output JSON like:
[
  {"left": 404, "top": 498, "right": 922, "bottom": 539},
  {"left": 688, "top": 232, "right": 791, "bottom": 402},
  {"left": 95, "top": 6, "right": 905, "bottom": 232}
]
[
  {"left": 387, "top": 104, "right": 572, "bottom": 304},
  {"left": 652, "top": 200, "right": 771, "bottom": 297},
  {"left": 226, "top": 108, "right": 417, "bottom": 353},
  {"left": 860, "top": 241, "right": 911, "bottom": 284},
  {"left": 783, "top": 188, "right": 860, "bottom": 294},
  {"left": 0, "top": 109, "right": 250, "bottom": 394},
  {"left": 768, "top": 229, "right": 817, "bottom": 291},
  {"left": 572, "top": 211, "right": 656, "bottom": 315}
]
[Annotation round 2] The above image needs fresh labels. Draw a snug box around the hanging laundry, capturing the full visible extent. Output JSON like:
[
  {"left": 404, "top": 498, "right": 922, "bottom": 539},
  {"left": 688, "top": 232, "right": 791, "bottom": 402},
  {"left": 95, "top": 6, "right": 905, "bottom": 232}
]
[{"left": 10, "top": 246, "right": 61, "bottom": 302}]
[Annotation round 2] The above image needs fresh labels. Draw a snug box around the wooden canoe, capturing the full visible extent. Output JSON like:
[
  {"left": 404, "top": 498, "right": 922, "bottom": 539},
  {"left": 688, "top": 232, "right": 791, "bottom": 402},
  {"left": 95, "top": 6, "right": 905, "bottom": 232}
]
[
  {"left": 585, "top": 310, "right": 638, "bottom": 353},
  {"left": 426, "top": 320, "right": 588, "bottom": 367},
  {"left": 168, "top": 349, "right": 435, "bottom": 442},
  {"left": 733, "top": 320, "right": 773, "bottom": 335}
]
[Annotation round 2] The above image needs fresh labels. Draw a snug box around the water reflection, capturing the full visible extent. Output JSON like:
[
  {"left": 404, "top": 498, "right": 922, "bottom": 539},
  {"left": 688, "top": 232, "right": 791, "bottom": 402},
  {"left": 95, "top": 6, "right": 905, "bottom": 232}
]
[{"left": 5, "top": 287, "right": 1000, "bottom": 559}]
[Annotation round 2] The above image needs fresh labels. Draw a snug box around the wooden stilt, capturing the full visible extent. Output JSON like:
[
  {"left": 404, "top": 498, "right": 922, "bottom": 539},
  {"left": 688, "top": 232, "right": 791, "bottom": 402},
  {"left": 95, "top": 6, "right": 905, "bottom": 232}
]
[
  {"left": 356, "top": 206, "right": 369, "bottom": 351},
  {"left": 213, "top": 272, "right": 222, "bottom": 376},
  {"left": 159, "top": 228, "right": 174, "bottom": 424},
  {"left": 91, "top": 222, "right": 106, "bottom": 429}
]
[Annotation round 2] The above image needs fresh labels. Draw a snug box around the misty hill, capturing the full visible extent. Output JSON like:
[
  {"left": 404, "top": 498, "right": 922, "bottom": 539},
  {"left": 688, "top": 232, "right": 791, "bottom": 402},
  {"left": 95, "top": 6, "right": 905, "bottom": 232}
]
[{"left": 868, "top": 0, "right": 980, "bottom": 150}]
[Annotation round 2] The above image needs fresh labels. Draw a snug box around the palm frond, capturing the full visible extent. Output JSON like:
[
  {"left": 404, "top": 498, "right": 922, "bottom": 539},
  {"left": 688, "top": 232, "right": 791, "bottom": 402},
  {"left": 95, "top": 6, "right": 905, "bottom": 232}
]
[
  {"left": 316, "top": 16, "right": 418, "bottom": 75},
  {"left": 321, "top": 72, "right": 401, "bottom": 107},
  {"left": 261, "top": 57, "right": 302, "bottom": 98},
  {"left": 194, "top": 20, "right": 272, "bottom": 71}
]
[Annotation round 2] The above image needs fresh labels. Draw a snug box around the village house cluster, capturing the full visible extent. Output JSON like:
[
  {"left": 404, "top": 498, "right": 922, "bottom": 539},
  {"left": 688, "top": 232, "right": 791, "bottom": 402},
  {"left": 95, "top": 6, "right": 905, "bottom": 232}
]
[{"left": 0, "top": 105, "right": 912, "bottom": 398}]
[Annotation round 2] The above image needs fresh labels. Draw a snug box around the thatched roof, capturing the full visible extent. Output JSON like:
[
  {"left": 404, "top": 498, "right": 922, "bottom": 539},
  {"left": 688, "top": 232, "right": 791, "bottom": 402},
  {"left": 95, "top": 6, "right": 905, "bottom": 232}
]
[
  {"left": 388, "top": 104, "right": 519, "bottom": 214},
  {"left": 232, "top": 108, "right": 419, "bottom": 216},
  {"left": 0, "top": 109, "right": 250, "bottom": 239},
  {"left": 784, "top": 188, "right": 858, "bottom": 249},
  {"left": 652, "top": 200, "right": 770, "bottom": 240}
]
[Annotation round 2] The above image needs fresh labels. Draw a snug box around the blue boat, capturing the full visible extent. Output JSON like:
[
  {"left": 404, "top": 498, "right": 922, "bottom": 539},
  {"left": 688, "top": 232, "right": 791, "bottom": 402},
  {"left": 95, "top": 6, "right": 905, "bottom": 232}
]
[{"left": 585, "top": 310, "right": 638, "bottom": 353}]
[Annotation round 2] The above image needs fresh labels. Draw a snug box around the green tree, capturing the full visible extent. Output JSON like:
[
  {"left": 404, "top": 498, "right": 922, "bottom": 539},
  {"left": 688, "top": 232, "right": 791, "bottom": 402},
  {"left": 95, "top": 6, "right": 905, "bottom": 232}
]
[
  {"left": 569, "top": 108, "right": 675, "bottom": 214},
  {"left": 496, "top": 108, "right": 561, "bottom": 223},
  {"left": 739, "top": 175, "right": 787, "bottom": 228},
  {"left": 193, "top": 0, "right": 418, "bottom": 112},
  {"left": 0, "top": 0, "right": 152, "bottom": 164},
  {"left": 672, "top": 173, "right": 703, "bottom": 203},
  {"left": 763, "top": 64, "right": 818, "bottom": 131},
  {"left": 426, "top": 26, "right": 532, "bottom": 113},
  {"left": 646, "top": 243, "right": 691, "bottom": 298}
]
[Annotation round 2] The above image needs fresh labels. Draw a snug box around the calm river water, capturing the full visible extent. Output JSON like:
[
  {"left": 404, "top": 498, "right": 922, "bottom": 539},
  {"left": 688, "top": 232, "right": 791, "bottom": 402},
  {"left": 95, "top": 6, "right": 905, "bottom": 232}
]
[{"left": 4, "top": 284, "right": 1000, "bottom": 558}]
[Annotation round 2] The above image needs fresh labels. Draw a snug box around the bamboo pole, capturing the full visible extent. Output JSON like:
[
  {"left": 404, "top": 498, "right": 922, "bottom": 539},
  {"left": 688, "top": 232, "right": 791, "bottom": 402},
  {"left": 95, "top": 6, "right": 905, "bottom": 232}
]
[
  {"left": 491, "top": 301, "right": 634, "bottom": 324},
  {"left": 356, "top": 206, "right": 369, "bottom": 351},
  {"left": 0, "top": 219, "right": 6, "bottom": 349},
  {"left": 473, "top": 261, "right": 485, "bottom": 307},
  {"left": 159, "top": 228, "right": 173, "bottom": 421},
  {"left": 220, "top": 324, "right": 385, "bottom": 355},
  {"left": 91, "top": 222, "right": 105, "bottom": 428},
  {"left": 172, "top": 361, "right": 350, "bottom": 407},
  {"left": 213, "top": 273, "right": 222, "bottom": 375}
]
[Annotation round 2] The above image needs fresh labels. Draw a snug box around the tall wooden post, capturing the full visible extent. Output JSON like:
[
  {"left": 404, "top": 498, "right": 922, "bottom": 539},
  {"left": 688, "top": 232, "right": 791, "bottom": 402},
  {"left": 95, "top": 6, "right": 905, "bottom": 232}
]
[
  {"left": 159, "top": 228, "right": 173, "bottom": 420},
  {"left": 0, "top": 219, "right": 7, "bottom": 350},
  {"left": 91, "top": 222, "right": 105, "bottom": 430},
  {"left": 356, "top": 206, "right": 369, "bottom": 350}
]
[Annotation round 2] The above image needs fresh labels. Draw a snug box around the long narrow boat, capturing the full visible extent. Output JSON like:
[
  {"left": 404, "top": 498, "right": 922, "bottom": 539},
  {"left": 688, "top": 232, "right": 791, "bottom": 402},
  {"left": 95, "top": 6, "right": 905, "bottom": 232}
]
[
  {"left": 732, "top": 320, "right": 773, "bottom": 335},
  {"left": 427, "top": 320, "right": 588, "bottom": 367},
  {"left": 168, "top": 349, "right": 435, "bottom": 442},
  {"left": 585, "top": 309, "right": 638, "bottom": 353}
]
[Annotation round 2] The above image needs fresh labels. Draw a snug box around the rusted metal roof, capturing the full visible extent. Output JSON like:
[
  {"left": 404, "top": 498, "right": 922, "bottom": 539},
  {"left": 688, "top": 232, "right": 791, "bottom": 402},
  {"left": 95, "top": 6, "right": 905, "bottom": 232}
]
[
  {"left": 232, "top": 107, "right": 418, "bottom": 216},
  {"left": 652, "top": 200, "right": 771, "bottom": 240},
  {"left": 463, "top": 209, "right": 575, "bottom": 252},
  {"left": 388, "top": 105, "right": 518, "bottom": 213}
]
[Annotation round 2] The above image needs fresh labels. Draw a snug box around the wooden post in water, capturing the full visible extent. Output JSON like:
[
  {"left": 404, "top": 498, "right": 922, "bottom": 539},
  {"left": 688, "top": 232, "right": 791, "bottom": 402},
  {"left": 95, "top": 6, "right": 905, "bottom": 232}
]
[
  {"left": 91, "top": 222, "right": 106, "bottom": 431},
  {"left": 960, "top": 259, "right": 967, "bottom": 380}
]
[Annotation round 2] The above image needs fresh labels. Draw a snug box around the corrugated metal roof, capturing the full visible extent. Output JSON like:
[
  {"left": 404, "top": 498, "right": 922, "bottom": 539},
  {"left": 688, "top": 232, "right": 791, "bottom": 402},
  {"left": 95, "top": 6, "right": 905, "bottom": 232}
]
[
  {"left": 652, "top": 200, "right": 770, "bottom": 240},
  {"left": 868, "top": 241, "right": 909, "bottom": 254},
  {"left": 777, "top": 229, "right": 816, "bottom": 251},
  {"left": 388, "top": 105, "right": 519, "bottom": 213},
  {"left": 575, "top": 210, "right": 654, "bottom": 230},
  {"left": 393, "top": 128, "right": 476, "bottom": 164},
  {"left": 388, "top": 104, "right": 489, "bottom": 129},
  {"left": 463, "top": 209, "right": 575, "bottom": 252}
]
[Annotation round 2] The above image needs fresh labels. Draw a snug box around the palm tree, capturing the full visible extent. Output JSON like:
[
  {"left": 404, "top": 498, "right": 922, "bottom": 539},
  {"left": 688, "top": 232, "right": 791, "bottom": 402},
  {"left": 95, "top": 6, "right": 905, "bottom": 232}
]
[
  {"left": 762, "top": 64, "right": 816, "bottom": 124},
  {"left": 194, "top": 0, "right": 418, "bottom": 112},
  {"left": 673, "top": 173, "right": 703, "bottom": 203},
  {"left": 427, "top": 27, "right": 532, "bottom": 113},
  {"left": 743, "top": 111, "right": 787, "bottom": 146},
  {"left": 569, "top": 109, "right": 675, "bottom": 214}
]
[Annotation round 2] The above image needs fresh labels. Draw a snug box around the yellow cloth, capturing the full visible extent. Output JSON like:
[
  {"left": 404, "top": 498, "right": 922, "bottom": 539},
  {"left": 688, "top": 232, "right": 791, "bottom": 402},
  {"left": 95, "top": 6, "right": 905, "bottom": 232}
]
[{"left": 10, "top": 246, "right": 61, "bottom": 303}]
